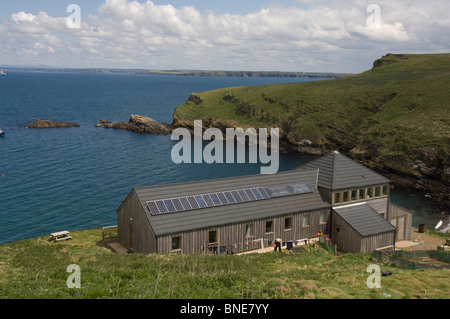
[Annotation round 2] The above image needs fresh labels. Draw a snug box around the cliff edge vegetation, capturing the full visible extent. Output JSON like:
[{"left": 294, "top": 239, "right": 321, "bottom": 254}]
[{"left": 173, "top": 53, "right": 450, "bottom": 205}]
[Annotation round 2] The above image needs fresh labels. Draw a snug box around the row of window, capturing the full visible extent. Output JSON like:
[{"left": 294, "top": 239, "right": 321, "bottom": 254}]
[
  {"left": 171, "top": 211, "right": 328, "bottom": 251},
  {"left": 333, "top": 185, "right": 389, "bottom": 205}
]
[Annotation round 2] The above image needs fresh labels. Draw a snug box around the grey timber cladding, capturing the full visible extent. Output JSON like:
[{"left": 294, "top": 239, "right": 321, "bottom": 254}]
[
  {"left": 300, "top": 151, "right": 390, "bottom": 190},
  {"left": 130, "top": 168, "right": 328, "bottom": 236},
  {"left": 333, "top": 203, "right": 396, "bottom": 237}
]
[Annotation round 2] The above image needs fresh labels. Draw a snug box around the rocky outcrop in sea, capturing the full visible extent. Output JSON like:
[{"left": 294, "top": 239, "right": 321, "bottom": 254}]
[
  {"left": 25, "top": 119, "right": 80, "bottom": 128},
  {"left": 98, "top": 114, "right": 172, "bottom": 135}
]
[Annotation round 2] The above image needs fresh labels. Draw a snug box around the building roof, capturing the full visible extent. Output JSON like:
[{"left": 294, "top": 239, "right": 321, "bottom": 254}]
[
  {"left": 299, "top": 151, "right": 390, "bottom": 190},
  {"left": 333, "top": 203, "right": 396, "bottom": 237},
  {"left": 131, "top": 168, "right": 329, "bottom": 236}
]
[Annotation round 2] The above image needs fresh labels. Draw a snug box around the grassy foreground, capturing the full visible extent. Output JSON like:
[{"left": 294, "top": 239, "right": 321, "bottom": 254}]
[{"left": 0, "top": 228, "right": 448, "bottom": 299}]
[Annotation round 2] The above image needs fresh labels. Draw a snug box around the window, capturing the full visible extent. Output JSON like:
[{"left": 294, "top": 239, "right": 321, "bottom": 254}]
[
  {"left": 367, "top": 187, "right": 373, "bottom": 198},
  {"left": 342, "top": 191, "right": 349, "bottom": 202},
  {"left": 334, "top": 192, "right": 341, "bottom": 204},
  {"left": 358, "top": 188, "right": 365, "bottom": 200},
  {"left": 265, "top": 220, "right": 274, "bottom": 233},
  {"left": 172, "top": 236, "right": 181, "bottom": 251},
  {"left": 284, "top": 217, "right": 292, "bottom": 230},
  {"left": 245, "top": 223, "right": 254, "bottom": 237},
  {"left": 320, "top": 211, "right": 327, "bottom": 224},
  {"left": 382, "top": 185, "right": 389, "bottom": 195},
  {"left": 375, "top": 186, "right": 381, "bottom": 197},
  {"left": 302, "top": 214, "right": 310, "bottom": 227},
  {"left": 351, "top": 190, "right": 357, "bottom": 201},
  {"left": 208, "top": 230, "right": 217, "bottom": 244}
]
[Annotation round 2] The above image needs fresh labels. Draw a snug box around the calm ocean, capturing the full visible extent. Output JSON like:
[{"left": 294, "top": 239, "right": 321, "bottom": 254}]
[{"left": 0, "top": 72, "right": 445, "bottom": 245}]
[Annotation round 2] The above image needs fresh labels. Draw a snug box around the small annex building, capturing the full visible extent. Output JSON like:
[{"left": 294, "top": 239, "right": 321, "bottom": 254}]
[
  {"left": 300, "top": 151, "right": 412, "bottom": 253},
  {"left": 116, "top": 151, "right": 413, "bottom": 254}
]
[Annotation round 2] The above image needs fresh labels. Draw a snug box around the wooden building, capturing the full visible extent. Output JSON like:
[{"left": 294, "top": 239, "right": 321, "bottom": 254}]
[
  {"left": 116, "top": 151, "right": 413, "bottom": 254},
  {"left": 302, "top": 151, "right": 412, "bottom": 253},
  {"left": 331, "top": 204, "right": 396, "bottom": 253}
]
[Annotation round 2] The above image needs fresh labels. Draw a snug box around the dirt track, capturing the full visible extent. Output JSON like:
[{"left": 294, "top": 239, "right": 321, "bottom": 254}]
[{"left": 403, "top": 228, "right": 448, "bottom": 251}]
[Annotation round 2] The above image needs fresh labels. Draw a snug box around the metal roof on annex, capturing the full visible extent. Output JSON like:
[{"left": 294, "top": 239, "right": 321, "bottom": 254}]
[{"left": 333, "top": 203, "right": 396, "bottom": 237}]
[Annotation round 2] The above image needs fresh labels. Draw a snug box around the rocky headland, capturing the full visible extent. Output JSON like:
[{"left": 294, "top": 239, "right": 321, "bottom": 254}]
[{"left": 153, "top": 54, "right": 450, "bottom": 207}]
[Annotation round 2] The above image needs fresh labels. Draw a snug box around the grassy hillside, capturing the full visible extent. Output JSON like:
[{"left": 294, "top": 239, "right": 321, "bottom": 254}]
[
  {"left": 173, "top": 54, "right": 450, "bottom": 200},
  {"left": 0, "top": 228, "right": 448, "bottom": 299}
]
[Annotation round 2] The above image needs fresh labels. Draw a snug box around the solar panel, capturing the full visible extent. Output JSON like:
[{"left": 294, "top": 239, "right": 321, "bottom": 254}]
[
  {"left": 209, "top": 193, "right": 222, "bottom": 206},
  {"left": 164, "top": 199, "right": 176, "bottom": 212},
  {"left": 172, "top": 198, "right": 184, "bottom": 211},
  {"left": 287, "top": 183, "right": 313, "bottom": 194},
  {"left": 231, "top": 190, "right": 243, "bottom": 202},
  {"left": 147, "top": 201, "right": 160, "bottom": 215},
  {"left": 257, "top": 187, "right": 270, "bottom": 199},
  {"left": 251, "top": 188, "right": 263, "bottom": 200},
  {"left": 238, "top": 189, "right": 249, "bottom": 201},
  {"left": 147, "top": 181, "right": 311, "bottom": 215},
  {"left": 203, "top": 194, "right": 215, "bottom": 206},
  {"left": 224, "top": 191, "right": 236, "bottom": 203},
  {"left": 179, "top": 197, "right": 192, "bottom": 210},
  {"left": 265, "top": 185, "right": 292, "bottom": 197},
  {"left": 195, "top": 195, "right": 207, "bottom": 208},
  {"left": 187, "top": 196, "right": 200, "bottom": 209},
  {"left": 155, "top": 200, "right": 168, "bottom": 213},
  {"left": 245, "top": 189, "right": 256, "bottom": 200},
  {"left": 217, "top": 192, "right": 229, "bottom": 204}
]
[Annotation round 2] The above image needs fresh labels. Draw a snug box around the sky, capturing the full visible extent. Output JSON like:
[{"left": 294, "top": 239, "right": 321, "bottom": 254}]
[{"left": 0, "top": 0, "right": 449, "bottom": 73}]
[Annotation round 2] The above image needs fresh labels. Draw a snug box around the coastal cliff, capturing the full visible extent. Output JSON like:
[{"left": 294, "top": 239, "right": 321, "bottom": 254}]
[
  {"left": 91, "top": 54, "right": 449, "bottom": 206},
  {"left": 171, "top": 54, "right": 450, "bottom": 206}
]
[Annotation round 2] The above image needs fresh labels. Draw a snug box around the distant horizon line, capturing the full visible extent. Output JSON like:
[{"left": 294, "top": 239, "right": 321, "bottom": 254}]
[{"left": 0, "top": 65, "right": 351, "bottom": 77}]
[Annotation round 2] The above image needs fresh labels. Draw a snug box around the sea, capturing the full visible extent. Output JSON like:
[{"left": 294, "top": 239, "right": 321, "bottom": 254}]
[{"left": 0, "top": 72, "right": 447, "bottom": 245}]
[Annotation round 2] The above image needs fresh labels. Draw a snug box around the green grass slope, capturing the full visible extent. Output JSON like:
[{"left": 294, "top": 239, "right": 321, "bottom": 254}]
[
  {"left": 173, "top": 54, "right": 450, "bottom": 199},
  {"left": 0, "top": 228, "right": 449, "bottom": 299}
]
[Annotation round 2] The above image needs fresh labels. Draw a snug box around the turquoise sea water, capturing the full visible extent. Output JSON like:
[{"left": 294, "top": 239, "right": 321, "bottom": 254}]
[{"left": 0, "top": 72, "right": 447, "bottom": 245}]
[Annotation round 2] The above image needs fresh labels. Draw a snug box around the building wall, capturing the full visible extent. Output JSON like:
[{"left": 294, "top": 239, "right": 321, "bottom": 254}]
[
  {"left": 157, "top": 208, "right": 330, "bottom": 255},
  {"left": 330, "top": 210, "right": 361, "bottom": 253},
  {"left": 365, "top": 197, "right": 389, "bottom": 219},
  {"left": 117, "top": 190, "right": 157, "bottom": 254},
  {"left": 360, "top": 232, "right": 395, "bottom": 253},
  {"left": 330, "top": 210, "right": 396, "bottom": 253},
  {"left": 388, "top": 202, "right": 413, "bottom": 241}
]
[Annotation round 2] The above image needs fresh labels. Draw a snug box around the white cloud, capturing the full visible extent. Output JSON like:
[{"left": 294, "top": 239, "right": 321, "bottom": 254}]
[{"left": 0, "top": 0, "right": 449, "bottom": 72}]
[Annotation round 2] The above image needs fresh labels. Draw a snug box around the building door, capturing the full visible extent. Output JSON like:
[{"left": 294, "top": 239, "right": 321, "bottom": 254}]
[
  {"left": 390, "top": 217, "right": 405, "bottom": 241},
  {"left": 397, "top": 216, "right": 405, "bottom": 241},
  {"left": 333, "top": 224, "right": 340, "bottom": 248},
  {"left": 129, "top": 223, "right": 134, "bottom": 250}
]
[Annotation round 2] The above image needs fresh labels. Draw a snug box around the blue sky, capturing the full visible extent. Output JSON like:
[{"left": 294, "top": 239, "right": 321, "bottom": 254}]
[{"left": 0, "top": 0, "right": 449, "bottom": 73}]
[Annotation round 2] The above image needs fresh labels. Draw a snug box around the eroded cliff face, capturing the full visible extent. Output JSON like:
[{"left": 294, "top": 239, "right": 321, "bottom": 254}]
[
  {"left": 172, "top": 109, "right": 449, "bottom": 206},
  {"left": 353, "top": 146, "right": 450, "bottom": 206}
]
